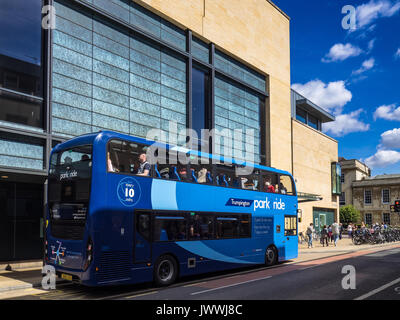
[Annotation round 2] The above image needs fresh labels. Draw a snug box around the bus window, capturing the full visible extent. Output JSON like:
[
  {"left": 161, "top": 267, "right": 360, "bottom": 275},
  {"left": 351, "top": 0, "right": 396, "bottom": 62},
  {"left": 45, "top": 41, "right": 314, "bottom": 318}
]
[
  {"left": 107, "top": 139, "right": 149, "bottom": 175},
  {"left": 238, "top": 171, "right": 260, "bottom": 191},
  {"left": 279, "top": 175, "right": 295, "bottom": 195},
  {"left": 188, "top": 213, "right": 214, "bottom": 240},
  {"left": 186, "top": 155, "right": 211, "bottom": 184},
  {"left": 239, "top": 215, "right": 251, "bottom": 237},
  {"left": 216, "top": 216, "right": 239, "bottom": 239},
  {"left": 215, "top": 164, "right": 236, "bottom": 187},
  {"left": 136, "top": 213, "right": 151, "bottom": 241},
  {"left": 284, "top": 216, "right": 297, "bottom": 236},
  {"left": 154, "top": 216, "right": 186, "bottom": 241},
  {"left": 261, "top": 172, "right": 279, "bottom": 193}
]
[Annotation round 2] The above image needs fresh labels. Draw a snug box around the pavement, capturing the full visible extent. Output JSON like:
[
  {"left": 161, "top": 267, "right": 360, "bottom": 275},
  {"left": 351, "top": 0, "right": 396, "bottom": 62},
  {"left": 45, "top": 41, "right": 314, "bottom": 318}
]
[{"left": 1, "top": 236, "right": 399, "bottom": 300}]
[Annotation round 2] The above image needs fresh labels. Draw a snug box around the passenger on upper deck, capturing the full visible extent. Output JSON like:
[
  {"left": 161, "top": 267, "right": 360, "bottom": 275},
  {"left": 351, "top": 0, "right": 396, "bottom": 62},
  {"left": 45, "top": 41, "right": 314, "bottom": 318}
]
[
  {"left": 107, "top": 152, "right": 119, "bottom": 172},
  {"left": 137, "top": 153, "right": 151, "bottom": 176},
  {"left": 263, "top": 177, "right": 275, "bottom": 193},
  {"left": 197, "top": 168, "right": 207, "bottom": 183}
]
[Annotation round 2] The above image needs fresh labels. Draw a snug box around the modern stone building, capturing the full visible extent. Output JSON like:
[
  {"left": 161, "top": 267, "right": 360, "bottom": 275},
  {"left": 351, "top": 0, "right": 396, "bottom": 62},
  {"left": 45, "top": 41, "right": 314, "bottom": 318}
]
[
  {"left": 0, "top": 0, "right": 339, "bottom": 262},
  {"left": 339, "top": 158, "right": 400, "bottom": 226},
  {"left": 291, "top": 90, "right": 340, "bottom": 233}
]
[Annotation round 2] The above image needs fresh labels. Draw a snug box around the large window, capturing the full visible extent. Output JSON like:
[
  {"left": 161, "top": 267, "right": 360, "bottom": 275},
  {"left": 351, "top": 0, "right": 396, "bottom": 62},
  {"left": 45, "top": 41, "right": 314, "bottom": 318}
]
[
  {"left": 382, "top": 189, "right": 390, "bottom": 204},
  {"left": 331, "top": 162, "right": 342, "bottom": 195},
  {"left": 364, "top": 190, "right": 372, "bottom": 205},
  {"left": 0, "top": 0, "right": 42, "bottom": 66},
  {"left": 295, "top": 107, "right": 322, "bottom": 132},
  {"left": 296, "top": 108, "right": 307, "bottom": 124},
  {"left": 192, "top": 66, "right": 211, "bottom": 146},
  {"left": 340, "top": 192, "right": 346, "bottom": 206},
  {"left": 383, "top": 213, "right": 390, "bottom": 225},
  {"left": 0, "top": 0, "right": 44, "bottom": 129},
  {"left": 365, "top": 213, "right": 372, "bottom": 226}
]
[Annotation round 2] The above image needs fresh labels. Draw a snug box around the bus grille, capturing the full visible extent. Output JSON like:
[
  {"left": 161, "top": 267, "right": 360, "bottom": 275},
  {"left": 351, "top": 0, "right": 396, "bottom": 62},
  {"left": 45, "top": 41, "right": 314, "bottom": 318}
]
[
  {"left": 51, "top": 223, "right": 85, "bottom": 240},
  {"left": 98, "top": 251, "right": 131, "bottom": 283}
]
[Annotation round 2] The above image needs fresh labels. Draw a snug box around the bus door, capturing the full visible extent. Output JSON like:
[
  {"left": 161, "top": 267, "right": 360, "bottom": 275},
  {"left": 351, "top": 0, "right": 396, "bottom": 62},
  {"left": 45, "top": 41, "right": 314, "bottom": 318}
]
[{"left": 134, "top": 212, "right": 152, "bottom": 263}]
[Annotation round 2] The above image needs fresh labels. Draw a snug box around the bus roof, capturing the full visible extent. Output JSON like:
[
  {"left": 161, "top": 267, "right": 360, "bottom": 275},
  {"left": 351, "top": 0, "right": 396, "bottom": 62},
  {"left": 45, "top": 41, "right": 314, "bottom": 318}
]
[{"left": 53, "top": 130, "right": 293, "bottom": 177}]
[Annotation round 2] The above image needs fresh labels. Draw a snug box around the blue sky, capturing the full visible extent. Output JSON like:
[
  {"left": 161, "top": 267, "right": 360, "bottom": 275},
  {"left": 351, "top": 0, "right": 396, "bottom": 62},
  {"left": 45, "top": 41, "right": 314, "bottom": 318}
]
[{"left": 273, "top": 0, "right": 400, "bottom": 176}]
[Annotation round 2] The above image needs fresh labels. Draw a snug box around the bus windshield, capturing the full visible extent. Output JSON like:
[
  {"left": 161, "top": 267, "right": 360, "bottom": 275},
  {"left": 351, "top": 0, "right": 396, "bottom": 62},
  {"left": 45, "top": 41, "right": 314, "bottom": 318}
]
[{"left": 48, "top": 145, "right": 93, "bottom": 203}]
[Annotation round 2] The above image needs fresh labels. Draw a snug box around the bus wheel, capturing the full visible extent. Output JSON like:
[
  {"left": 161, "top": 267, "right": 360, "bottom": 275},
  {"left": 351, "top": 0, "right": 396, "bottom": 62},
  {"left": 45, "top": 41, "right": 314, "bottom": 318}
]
[
  {"left": 265, "top": 246, "right": 278, "bottom": 266},
  {"left": 154, "top": 255, "right": 178, "bottom": 286}
]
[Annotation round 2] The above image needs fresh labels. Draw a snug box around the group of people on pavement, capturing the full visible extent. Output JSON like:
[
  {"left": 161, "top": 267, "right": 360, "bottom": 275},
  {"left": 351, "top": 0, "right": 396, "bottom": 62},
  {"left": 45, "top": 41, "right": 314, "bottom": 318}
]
[
  {"left": 347, "top": 221, "right": 388, "bottom": 238},
  {"left": 306, "top": 222, "right": 344, "bottom": 248}
]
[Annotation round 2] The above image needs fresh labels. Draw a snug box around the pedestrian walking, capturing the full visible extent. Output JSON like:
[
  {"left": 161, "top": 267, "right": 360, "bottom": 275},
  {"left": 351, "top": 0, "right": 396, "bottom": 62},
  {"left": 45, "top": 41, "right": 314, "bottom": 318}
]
[
  {"left": 328, "top": 225, "right": 333, "bottom": 242},
  {"left": 321, "top": 225, "right": 329, "bottom": 247},
  {"left": 339, "top": 223, "right": 343, "bottom": 240},
  {"left": 347, "top": 224, "right": 353, "bottom": 238},
  {"left": 332, "top": 221, "right": 340, "bottom": 247},
  {"left": 306, "top": 223, "right": 314, "bottom": 248}
]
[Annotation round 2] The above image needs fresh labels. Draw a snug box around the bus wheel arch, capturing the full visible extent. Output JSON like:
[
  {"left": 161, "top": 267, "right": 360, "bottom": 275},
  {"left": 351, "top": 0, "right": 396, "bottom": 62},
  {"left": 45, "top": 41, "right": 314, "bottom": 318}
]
[
  {"left": 153, "top": 253, "right": 179, "bottom": 286},
  {"left": 265, "top": 245, "right": 278, "bottom": 266}
]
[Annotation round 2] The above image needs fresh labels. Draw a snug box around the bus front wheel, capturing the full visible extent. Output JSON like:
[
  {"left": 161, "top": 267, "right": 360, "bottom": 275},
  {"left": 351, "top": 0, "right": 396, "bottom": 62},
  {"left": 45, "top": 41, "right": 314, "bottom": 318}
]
[
  {"left": 265, "top": 246, "right": 278, "bottom": 266},
  {"left": 154, "top": 255, "right": 178, "bottom": 286}
]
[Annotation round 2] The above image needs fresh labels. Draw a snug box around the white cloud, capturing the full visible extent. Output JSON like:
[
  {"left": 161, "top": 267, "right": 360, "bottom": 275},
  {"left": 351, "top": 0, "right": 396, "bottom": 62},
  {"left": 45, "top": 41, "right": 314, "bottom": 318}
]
[
  {"left": 352, "top": 57, "right": 376, "bottom": 75},
  {"left": 322, "top": 109, "right": 370, "bottom": 137},
  {"left": 322, "top": 43, "right": 363, "bottom": 62},
  {"left": 395, "top": 48, "right": 400, "bottom": 58},
  {"left": 380, "top": 128, "right": 400, "bottom": 148},
  {"left": 291, "top": 80, "right": 352, "bottom": 114},
  {"left": 367, "top": 38, "right": 376, "bottom": 52},
  {"left": 356, "top": 0, "right": 400, "bottom": 29},
  {"left": 364, "top": 149, "right": 400, "bottom": 168},
  {"left": 373, "top": 104, "right": 400, "bottom": 120}
]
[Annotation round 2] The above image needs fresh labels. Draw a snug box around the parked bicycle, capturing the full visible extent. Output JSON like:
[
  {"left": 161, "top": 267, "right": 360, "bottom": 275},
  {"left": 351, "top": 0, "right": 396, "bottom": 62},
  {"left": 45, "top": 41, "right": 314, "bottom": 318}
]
[{"left": 352, "top": 226, "right": 400, "bottom": 245}]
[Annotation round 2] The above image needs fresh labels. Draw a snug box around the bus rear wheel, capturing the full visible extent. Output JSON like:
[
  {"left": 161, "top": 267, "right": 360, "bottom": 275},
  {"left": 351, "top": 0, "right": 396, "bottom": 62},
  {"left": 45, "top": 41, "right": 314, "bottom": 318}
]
[
  {"left": 154, "top": 255, "right": 178, "bottom": 286},
  {"left": 265, "top": 246, "right": 278, "bottom": 266}
]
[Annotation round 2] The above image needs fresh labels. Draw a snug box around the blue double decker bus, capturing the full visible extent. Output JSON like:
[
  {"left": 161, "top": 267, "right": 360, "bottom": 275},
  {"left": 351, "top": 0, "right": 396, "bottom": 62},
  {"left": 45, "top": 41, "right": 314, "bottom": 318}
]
[{"left": 45, "top": 131, "right": 299, "bottom": 286}]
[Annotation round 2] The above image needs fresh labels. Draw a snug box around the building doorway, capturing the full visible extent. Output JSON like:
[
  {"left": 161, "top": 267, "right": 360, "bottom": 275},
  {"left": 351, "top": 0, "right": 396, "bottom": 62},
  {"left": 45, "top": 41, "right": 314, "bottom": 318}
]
[
  {"left": 313, "top": 208, "right": 335, "bottom": 233},
  {"left": 0, "top": 180, "right": 44, "bottom": 262}
]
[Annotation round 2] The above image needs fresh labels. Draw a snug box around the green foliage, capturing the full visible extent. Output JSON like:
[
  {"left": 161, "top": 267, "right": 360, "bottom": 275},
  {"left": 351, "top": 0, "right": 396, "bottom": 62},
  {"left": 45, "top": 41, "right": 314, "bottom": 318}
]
[{"left": 340, "top": 205, "right": 361, "bottom": 224}]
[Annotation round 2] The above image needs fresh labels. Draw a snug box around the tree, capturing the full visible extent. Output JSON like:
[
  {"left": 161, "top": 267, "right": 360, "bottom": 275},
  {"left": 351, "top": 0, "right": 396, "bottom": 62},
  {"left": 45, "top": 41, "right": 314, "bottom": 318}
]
[{"left": 340, "top": 205, "right": 361, "bottom": 225}]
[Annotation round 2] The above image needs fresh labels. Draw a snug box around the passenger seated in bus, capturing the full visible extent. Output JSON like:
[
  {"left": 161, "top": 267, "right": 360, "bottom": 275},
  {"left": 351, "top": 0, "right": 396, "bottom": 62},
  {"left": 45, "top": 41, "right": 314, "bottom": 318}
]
[
  {"left": 136, "top": 153, "right": 150, "bottom": 176},
  {"left": 189, "top": 215, "right": 201, "bottom": 239},
  {"left": 107, "top": 152, "right": 119, "bottom": 172},
  {"left": 279, "top": 182, "right": 287, "bottom": 194},
  {"left": 263, "top": 178, "right": 275, "bottom": 193},
  {"left": 240, "top": 177, "right": 248, "bottom": 189},
  {"left": 178, "top": 167, "right": 188, "bottom": 180},
  {"left": 81, "top": 154, "right": 90, "bottom": 161},
  {"left": 159, "top": 167, "right": 170, "bottom": 179},
  {"left": 197, "top": 168, "right": 207, "bottom": 183}
]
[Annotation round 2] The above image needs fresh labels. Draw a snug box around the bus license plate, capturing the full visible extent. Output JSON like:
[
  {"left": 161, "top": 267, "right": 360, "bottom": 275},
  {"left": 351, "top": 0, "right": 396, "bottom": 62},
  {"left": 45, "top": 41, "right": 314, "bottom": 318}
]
[{"left": 61, "top": 273, "right": 72, "bottom": 281}]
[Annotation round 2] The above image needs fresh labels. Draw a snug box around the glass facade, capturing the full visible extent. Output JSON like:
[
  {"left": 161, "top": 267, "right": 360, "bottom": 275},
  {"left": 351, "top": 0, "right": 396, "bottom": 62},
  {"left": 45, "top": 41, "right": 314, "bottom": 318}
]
[
  {"left": 214, "top": 77, "right": 262, "bottom": 163},
  {"left": 192, "top": 67, "right": 210, "bottom": 143},
  {"left": 51, "top": 0, "right": 267, "bottom": 162},
  {"left": 0, "top": 0, "right": 44, "bottom": 132},
  {"left": 52, "top": 1, "right": 187, "bottom": 139}
]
